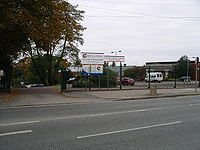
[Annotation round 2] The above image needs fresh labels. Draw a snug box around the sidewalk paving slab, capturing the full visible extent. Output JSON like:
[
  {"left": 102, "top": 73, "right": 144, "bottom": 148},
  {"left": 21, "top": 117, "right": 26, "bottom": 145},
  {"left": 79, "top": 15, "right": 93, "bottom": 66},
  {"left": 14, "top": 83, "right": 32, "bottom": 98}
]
[
  {"left": 64, "top": 88, "right": 200, "bottom": 100},
  {"left": 1, "top": 87, "right": 200, "bottom": 108}
]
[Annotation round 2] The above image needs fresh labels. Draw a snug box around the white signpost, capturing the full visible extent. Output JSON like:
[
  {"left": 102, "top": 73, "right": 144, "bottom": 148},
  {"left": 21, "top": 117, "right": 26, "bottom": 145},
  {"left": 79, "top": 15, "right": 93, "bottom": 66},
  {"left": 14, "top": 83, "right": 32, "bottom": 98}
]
[
  {"left": 104, "top": 55, "right": 125, "bottom": 62},
  {"left": 80, "top": 52, "right": 126, "bottom": 90},
  {"left": 82, "top": 65, "right": 103, "bottom": 76},
  {"left": 81, "top": 52, "right": 104, "bottom": 76},
  {"left": 81, "top": 52, "right": 104, "bottom": 65}
]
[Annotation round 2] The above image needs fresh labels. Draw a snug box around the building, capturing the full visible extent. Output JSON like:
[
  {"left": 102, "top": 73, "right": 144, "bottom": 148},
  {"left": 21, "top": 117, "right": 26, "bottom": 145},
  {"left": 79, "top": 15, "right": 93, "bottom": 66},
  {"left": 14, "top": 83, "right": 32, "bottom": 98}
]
[
  {"left": 109, "top": 65, "right": 136, "bottom": 77},
  {"left": 145, "top": 61, "right": 197, "bottom": 80}
]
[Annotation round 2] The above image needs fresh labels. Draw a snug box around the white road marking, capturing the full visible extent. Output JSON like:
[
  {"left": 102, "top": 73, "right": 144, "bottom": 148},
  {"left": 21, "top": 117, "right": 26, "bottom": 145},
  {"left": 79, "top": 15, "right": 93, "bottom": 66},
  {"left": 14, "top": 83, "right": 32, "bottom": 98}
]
[
  {"left": 0, "top": 121, "right": 39, "bottom": 127},
  {"left": 45, "top": 107, "right": 163, "bottom": 121},
  {"left": 190, "top": 103, "right": 200, "bottom": 106},
  {"left": 77, "top": 121, "right": 182, "bottom": 139},
  {"left": 0, "top": 130, "right": 33, "bottom": 137}
]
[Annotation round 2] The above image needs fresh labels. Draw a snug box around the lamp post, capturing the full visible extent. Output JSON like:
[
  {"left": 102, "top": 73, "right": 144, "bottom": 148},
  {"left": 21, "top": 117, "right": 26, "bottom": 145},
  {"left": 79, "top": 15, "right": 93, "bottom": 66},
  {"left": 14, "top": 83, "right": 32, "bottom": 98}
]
[
  {"left": 199, "top": 67, "right": 200, "bottom": 88},
  {"left": 187, "top": 57, "right": 195, "bottom": 83},
  {"left": 195, "top": 57, "right": 199, "bottom": 92},
  {"left": 111, "top": 50, "right": 121, "bottom": 56},
  {"left": 148, "top": 66, "right": 151, "bottom": 89},
  {"left": 111, "top": 51, "right": 122, "bottom": 89},
  {"left": 174, "top": 65, "right": 177, "bottom": 88},
  {"left": 186, "top": 59, "right": 189, "bottom": 83}
]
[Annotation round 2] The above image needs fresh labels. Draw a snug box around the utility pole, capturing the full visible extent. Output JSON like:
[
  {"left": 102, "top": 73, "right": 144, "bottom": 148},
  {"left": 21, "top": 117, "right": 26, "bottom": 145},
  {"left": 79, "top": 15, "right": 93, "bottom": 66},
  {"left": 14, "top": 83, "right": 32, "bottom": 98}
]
[
  {"left": 89, "top": 65, "right": 91, "bottom": 90},
  {"left": 111, "top": 50, "right": 122, "bottom": 90},
  {"left": 148, "top": 66, "right": 150, "bottom": 89},
  {"left": 195, "top": 57, "right": 199, "bottom": 92},
  {"left": 174, "top": 65, "right": 177, "bottom": 88},
  {"left": 199, "top": 66, "right": 200, "bottom": 87},
  {"left": 107, "top": 64, "right": 109, "bottom": 90},
  {"left": 120, "top": 62, "right": 122, "bottom": 90},
  {"left": 186, "top": 59, "right": 189, "bottom": 83}
]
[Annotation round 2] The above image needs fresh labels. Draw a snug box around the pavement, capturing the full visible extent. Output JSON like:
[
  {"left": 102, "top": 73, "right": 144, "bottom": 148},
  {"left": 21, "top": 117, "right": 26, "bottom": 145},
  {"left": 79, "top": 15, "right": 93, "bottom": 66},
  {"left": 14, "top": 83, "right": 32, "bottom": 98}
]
[
  {"left": 66, "top": 88, "right": 200, "bottom": 101},
  {"left": 0, "top": 86, "right": 200, "bottom": 108}
]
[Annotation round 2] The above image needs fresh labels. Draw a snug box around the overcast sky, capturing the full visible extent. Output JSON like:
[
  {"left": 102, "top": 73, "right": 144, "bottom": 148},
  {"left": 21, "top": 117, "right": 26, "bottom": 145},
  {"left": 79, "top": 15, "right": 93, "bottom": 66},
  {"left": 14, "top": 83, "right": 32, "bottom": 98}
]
[{"left": 69, "top": 0, "right": 200, "bottom": 65}]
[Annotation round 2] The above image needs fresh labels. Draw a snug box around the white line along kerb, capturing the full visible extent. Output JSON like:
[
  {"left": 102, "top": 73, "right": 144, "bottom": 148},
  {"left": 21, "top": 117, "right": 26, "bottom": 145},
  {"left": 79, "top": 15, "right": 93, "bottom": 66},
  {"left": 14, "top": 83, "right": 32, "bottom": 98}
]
[{"left": 77, "top": 121, "right": 182, "bottom": 139}]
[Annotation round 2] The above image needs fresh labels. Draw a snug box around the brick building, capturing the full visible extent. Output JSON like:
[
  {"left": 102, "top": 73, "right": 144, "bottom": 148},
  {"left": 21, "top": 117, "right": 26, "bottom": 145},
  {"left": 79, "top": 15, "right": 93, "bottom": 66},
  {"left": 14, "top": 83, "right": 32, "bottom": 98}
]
[{"left": 145, "top": 61, "right": 199, "bottom": 80}]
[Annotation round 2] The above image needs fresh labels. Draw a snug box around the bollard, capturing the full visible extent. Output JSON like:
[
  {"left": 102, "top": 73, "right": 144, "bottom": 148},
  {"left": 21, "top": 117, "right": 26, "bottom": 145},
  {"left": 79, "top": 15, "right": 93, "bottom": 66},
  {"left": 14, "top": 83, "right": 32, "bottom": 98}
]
[{"left": 150, "top": 85, "right": 157, "bottom": 96}]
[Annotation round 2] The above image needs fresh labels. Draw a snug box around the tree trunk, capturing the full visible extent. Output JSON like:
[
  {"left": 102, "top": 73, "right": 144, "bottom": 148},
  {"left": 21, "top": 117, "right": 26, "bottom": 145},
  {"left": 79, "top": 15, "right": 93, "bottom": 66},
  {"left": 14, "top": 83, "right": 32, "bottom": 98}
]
[
  {"left": 28, "top": 43, "right": 45, "bottom": 84},
  {"left": 52, "top": 38, "right": 67, "bottom": 85},
  {"left": 46, "top": 50, "right": 53, "bottom": 85}
]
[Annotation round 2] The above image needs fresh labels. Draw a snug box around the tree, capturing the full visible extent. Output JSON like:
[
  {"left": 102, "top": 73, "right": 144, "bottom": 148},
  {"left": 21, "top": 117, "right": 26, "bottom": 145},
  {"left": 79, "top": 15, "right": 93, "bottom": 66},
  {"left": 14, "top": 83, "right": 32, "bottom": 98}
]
[
  {"left": 0, "top": 1, "right": 31, "bottom": 91},
  {"left": 12, "top": 56, "right": 70, "bottom": 85},
  {"left": 175, "top": 55, "right": 190, "bottom": 78},
  {"left": 124, "top": 66, "right": 146, "bottom": 81},
  {"left": 91, "top": 67, "right": 117, "bottom": 88},
  {"left": 1, "top": 0, "right": 85, "bottom": 85},
  {"left": 73, "top": 67, "right": 117, "bottom": 88}
]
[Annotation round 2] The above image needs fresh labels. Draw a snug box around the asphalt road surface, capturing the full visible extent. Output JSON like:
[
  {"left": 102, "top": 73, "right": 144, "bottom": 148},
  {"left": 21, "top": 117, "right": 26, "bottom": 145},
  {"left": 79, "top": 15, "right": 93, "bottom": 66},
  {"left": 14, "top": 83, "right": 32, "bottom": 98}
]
[{"left": 1, "top": 96, "right": 200, "bottom": 150}]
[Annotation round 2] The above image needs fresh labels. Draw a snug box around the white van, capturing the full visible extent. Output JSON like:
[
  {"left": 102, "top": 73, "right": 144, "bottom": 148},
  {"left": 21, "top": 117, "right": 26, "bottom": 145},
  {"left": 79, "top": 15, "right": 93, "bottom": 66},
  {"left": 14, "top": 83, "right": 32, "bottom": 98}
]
[{"left": 145, "top": 72, "right": 163, "bottom": 82}]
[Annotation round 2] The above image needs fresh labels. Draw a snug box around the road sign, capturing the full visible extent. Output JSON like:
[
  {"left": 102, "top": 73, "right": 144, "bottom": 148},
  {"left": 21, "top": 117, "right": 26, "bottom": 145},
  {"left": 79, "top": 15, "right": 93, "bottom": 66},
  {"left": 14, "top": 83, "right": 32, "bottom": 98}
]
[
  {"left": 104, "top": 55, "right": 125, "bottom": 62},
  {"left": 81, "top": 52, "right": 104, "bottom": 65},
  {"left": 82, "top": 65, "right": 103, "bottom": 76}
]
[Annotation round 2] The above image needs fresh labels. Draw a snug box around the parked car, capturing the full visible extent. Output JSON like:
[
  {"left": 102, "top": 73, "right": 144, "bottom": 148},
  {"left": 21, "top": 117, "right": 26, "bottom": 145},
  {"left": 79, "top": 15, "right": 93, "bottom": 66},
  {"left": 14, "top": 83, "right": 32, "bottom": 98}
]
[
  {"left": 179, "top": 76, "right": 191, "bottom": 82},
  {"left": 25, "top": 84, "right": 44, "bottom": 88},
  {"left": 121, "top": 78, "right": 135, "bottom": 86},
  {"left": 67, "top": 77, "right": 76, "bottom": 84}
]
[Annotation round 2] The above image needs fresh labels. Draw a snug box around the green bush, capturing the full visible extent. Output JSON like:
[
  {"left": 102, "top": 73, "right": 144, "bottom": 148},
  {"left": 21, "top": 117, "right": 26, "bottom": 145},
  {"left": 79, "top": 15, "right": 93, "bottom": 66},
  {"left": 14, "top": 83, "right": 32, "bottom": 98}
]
[{"left": 72, "top": 67, "right": 117, "bottom": 88}]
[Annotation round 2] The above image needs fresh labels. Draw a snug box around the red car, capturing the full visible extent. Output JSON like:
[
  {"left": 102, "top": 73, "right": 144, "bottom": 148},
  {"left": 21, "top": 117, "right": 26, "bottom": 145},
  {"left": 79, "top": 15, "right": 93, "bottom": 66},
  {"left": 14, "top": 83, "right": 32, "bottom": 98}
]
[{"left": 121, "top": 78, "right": 135, "bottom": 86}]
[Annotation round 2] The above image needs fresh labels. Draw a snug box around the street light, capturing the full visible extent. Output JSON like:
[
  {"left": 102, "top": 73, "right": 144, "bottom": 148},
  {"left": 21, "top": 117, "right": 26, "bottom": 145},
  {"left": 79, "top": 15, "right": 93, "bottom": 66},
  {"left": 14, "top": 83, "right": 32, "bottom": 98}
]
[
  {"left": 195, "top": 57, "right": 199, "bottom": 92},
  {"left": 187, "top": 57, "right": 199, "bottom": 92},
  {"left": 111, "top": 50, "right": 121, "bottom": 56},
  {"left": 111, "top": 50, "right": 123, "bottom": 90},
  {"left": 186, "top": 57, "right": 195, "bottom": 83},
  {"left": 111, "top": 50, "right": 122, "bottom": 67}
]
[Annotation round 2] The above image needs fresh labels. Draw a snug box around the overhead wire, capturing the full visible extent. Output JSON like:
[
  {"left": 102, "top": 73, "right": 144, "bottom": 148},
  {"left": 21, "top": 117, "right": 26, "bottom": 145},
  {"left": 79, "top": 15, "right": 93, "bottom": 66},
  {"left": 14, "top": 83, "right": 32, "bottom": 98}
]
[
  {"left": 75, "top": 0, "right": 200, "bottom": 7},
  {"left": 80, "top": 5, "right": 200, "bottom": 22},
  {"left": 85, "top": 15, "right": 200, "bottom": 19},
  {"left": 115, "top": 2, "right": 200, "bottom": 7}
]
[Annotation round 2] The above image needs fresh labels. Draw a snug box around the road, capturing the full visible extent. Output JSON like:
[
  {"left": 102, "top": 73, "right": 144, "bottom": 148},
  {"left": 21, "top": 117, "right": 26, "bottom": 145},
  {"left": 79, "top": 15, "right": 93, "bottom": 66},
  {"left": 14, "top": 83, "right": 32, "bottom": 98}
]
[{"left": 1, "top": 96, "right": 200, "bottom": 150}]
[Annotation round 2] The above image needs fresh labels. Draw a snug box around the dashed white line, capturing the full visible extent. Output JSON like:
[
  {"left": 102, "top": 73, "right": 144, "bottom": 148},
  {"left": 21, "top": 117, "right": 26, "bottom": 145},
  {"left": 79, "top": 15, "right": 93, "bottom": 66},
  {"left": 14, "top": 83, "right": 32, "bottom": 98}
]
[
  {"left": 0, "top": 130, "right": 33, "bottom": 137},
  {"left": 77, "top": 121, "right": 182, "bottom": 139},
  {"left": 45, "top": 107, "right": 163, "bottom": 121},
  {"left": 190, "top": 103, "right": 200, "bottom": 106},
  {"left": 0, "top": 108, "right": 162, "bottom": 127},
  {"left": 0, "top": 121, "right": 40, "bottom": 127}
]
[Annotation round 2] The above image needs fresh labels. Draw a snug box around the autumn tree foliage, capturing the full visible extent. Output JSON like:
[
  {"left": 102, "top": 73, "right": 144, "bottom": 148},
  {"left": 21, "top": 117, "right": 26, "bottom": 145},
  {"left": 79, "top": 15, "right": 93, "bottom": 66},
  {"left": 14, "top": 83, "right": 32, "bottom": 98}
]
[
  {"left": 174, "top": 55, "right": 190, "bottom": 78},
  {"left": 124, "top": 66, "right": 146, "bottom": 81},
  {"left": 1, "top": 0, "right": 85, "bottom": 85},
  {"left": 12, "top": 56, "right": 70, "bottom": 86}
]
